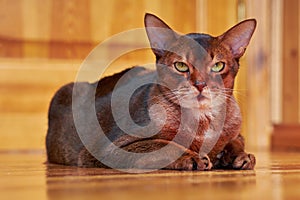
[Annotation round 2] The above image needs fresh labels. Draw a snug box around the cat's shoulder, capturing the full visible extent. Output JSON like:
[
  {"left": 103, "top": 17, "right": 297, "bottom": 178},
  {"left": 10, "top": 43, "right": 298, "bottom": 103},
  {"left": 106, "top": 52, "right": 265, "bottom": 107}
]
[
  {"left": 94, "top": 66, "right": 153, "bottom": 98},
  {"left": 97, "top": 66, "right": 152, "bottom": 85}
]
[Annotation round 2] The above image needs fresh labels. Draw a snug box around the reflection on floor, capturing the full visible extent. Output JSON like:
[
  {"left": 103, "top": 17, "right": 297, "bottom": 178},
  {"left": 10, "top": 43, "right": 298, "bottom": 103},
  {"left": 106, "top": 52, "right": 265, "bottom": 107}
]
[{"left": 1, "top": 151, "right": 300, "bottom": 200}]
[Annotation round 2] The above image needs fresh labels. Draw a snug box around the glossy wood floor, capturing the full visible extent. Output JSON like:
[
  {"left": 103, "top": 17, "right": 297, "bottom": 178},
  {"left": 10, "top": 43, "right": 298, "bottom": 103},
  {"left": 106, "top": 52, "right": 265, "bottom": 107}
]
[{"left": 1, "top": 151, "right": 300, "bottom": 200}]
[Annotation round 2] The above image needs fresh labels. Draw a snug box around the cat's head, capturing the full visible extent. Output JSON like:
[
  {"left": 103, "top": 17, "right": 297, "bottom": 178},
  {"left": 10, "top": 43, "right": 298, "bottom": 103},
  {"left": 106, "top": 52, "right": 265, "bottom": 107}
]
[{"left": 144, "top": 13, "right": 256, "bottom": 113}]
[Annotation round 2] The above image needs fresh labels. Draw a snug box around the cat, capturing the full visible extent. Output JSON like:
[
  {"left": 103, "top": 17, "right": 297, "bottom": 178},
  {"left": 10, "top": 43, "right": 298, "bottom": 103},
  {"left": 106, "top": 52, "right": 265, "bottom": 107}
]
[{"left": 46, "top": 13, "right": 256, "bottom": 171}]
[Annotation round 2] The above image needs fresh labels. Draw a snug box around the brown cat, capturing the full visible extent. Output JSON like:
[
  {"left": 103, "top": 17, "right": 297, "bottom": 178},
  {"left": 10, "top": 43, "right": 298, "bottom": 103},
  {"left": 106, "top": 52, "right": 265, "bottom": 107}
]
[{"left": 46, "top": 13, "right": 256, "bottom": 171}]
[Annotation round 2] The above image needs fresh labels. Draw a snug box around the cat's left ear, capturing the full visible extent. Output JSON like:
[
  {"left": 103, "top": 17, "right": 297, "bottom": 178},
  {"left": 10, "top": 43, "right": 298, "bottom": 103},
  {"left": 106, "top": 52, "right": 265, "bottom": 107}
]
[
  {"left": 220, "top": 19, "right": 257, "bottom": 58},
  {"left": 144, "top": 13, "right": 179, "bottom": 59}
]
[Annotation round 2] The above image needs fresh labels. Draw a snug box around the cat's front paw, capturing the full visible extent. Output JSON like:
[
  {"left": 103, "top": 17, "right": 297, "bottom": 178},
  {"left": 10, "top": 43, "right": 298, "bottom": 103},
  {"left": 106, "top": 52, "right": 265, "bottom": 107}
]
[
  {"left": 166, "top": 153, "right": 212, "bottom": 171},
  {"left": 232, "top": 152, "right": 256, "bottom": 170}
]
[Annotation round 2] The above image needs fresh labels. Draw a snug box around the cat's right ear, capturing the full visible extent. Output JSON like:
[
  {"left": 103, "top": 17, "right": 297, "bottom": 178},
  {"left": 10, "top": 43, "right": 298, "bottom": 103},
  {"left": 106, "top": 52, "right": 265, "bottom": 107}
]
[
  {"left": 144, "top": 13, "right": 179, "bottom": 59},
  {"left": 219, "top": 19, "right": 257, "bottom": 59}
]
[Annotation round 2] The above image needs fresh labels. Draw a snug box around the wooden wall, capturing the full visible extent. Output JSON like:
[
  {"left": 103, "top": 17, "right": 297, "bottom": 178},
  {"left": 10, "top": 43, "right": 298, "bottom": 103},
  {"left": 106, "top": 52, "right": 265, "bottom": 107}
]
[
  {"left": 0, "top": 0, "right": 197, "bottom": 59},
  {"left": 0, "top": 0, "right": 274, "bottom": 150},
  {"left": 244, "top": 0, "right": 272, "bottom": 150},
  {"left": 0, "top": 0, "right": 197, "bottom": 150},
  {"left": 272, "top": 0, "right": 300, "bottom": 151},
  {"left": 281, "top": 0, "right": 299, "bottom": 123}
]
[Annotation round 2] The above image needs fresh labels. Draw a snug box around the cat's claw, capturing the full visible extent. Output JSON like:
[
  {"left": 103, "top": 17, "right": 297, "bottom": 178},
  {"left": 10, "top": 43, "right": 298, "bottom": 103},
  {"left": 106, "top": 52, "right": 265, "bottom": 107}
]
[
  {"left": 232, "top": 152, "right": 256, "bottom": 170},
  {"left": 198, "top": 153, "right": 213, "bottom": 170},
  {"left": 167, "top": 153, "right": 212, "bottom": 171}
]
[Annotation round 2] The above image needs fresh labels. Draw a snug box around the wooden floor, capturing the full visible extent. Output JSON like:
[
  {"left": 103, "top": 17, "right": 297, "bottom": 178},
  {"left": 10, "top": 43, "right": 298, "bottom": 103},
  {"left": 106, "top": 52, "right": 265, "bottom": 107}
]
[{"left": 1, "top": 151, "right": 300, "bottom": 200}]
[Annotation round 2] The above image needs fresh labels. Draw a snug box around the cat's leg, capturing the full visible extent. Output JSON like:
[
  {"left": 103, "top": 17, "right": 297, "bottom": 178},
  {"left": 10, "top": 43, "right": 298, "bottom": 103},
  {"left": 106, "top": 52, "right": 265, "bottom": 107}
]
[
  {"left": 77, "top": 147, "right": 108, "bottom": 168},
  {"left": 214, "top": 134, "right": 256, "bottom": 170},
  {"left": 122, "top": 139, "right": 212, "bottom": 171},
  {"left": 76, "top": 139, "right": 212, "bottom": 170}
]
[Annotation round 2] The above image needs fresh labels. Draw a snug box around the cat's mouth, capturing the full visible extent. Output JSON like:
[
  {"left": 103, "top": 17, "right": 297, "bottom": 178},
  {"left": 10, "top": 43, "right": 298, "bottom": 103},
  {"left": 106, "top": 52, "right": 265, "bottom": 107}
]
[
  {"left": 197, "top": 94, "right": 207, "bottom": 101},
  {"left": 195, "top": 92, "right": 212, "bottom": 110}
]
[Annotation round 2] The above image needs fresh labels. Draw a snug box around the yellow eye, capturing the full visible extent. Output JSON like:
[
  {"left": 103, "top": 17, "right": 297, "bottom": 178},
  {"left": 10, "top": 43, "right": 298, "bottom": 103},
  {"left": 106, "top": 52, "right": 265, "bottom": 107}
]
[
  {"left": 211, "top": 62, "right": 225, "bottom": 72},
  {"left": 174, "top": 62, "right": 189, "bottom": 72}
]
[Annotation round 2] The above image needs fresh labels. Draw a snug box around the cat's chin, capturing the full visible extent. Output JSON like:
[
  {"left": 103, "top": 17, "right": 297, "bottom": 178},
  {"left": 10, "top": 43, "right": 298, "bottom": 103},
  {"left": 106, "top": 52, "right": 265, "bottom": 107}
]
[
  {"left": 180, "top": 97, "right": 211, "bottom": 111},
  {"left": 185, "top": 103, "right": 212, "bottom": 123},
  {"left": 197, "top": 94, "right": 207, "bottom": 101}
]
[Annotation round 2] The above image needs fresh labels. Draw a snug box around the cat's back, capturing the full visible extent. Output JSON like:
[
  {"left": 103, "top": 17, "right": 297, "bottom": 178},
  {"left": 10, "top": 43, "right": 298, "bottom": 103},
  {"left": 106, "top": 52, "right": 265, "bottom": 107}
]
[
  {"left": 46, "top": 66, "right": 151, "bottom": 165},
  {"left": 48, "top": 66, "right": 150, "bottom": 119},
  {"left": 94, "top": 66, "right": 151, "bottom": 98}
]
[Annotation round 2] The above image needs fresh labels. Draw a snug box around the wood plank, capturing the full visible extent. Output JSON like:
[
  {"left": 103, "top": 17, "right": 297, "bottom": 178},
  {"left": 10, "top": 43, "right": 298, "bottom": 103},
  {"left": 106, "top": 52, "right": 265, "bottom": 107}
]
[
  {"left": 269, "top": 0, "right": 300, "bottom": 152},
  {"left": 0, "top": 0, "right": 22, "bottom": 39},
  {"left": 0, "top": 114, "right": 47, "bottom": 150},
  {"left": 0, "top": 39, "right": 96, "bottom": 59},
  {"left": 21, "top": 0, "right": 52, "bottom": 41},
  {"left": 0, "top": 59, "right": 80, "bottom": 150},
  {"left": 90, "top": 0, "right": 114, "bottom": 42},
  {"left": 50, "top": 0, "right": 91, "bottom": 42},
  {"left": 0, "top": 0, "right": 198, "bottom": 59},
  {"left": 206, "top": 0, "right": 238, "bottom": 36},
  {"left": 282, "top": 0, "right": 299, "bottom": 123},
  {"left": 299, "top": 0, "right": 300, "bottom": 123},
  {"left": 0, "top": 59, "right": 80, "bottom": 113},
  {"left": 0, "top": 0, "right": 23, "bottom": 57},
  {"left": 272, "top": 124, "right": 300, "bottom": 151},
  {"left": 50, "top": 0, "right": 91, "bottom": 58},
  {"left": 270, "top": 0, "right": 283, "bottom": 124},
  {"left": 245, "top": 0, "right": 272, "bottom": 149},
  {"left": 0, "top": 37, "right": 22, "bottom": 58}
]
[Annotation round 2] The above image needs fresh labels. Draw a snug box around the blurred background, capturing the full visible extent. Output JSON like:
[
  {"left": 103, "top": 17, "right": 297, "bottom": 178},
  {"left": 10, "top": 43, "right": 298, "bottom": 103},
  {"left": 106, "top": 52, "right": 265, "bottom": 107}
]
[{"left": 0, "top": 0, "right": 298, "bottom": 152}]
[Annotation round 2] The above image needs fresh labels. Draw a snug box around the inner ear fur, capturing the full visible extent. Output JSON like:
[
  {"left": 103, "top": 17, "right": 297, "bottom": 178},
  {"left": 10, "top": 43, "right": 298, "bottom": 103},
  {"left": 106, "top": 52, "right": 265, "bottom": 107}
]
[
  {"left": 219, "top": 19, "right": 257, "bottom": 58},
  {"left": 144, "top": 13, "right": 179, "bottom": 58}
]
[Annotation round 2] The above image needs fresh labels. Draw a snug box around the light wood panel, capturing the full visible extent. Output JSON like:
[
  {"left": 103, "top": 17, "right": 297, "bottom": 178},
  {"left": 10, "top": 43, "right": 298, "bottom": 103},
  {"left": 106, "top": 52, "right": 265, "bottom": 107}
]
[
  {"left": 0, "top": 59, "right": 80, "bottom": 113},
  {"left": 270, "top": 0, "right": 283, "bottom": 124},
  {"left": 272, "top": 125, "right": 300, "bottom": 151},
  {"left": 271, "top": 0, "right": 300, "bottom": 151},
  {"left": 206, "top": 0, "right": 238, "bottom": 36},
  {"left": 245, "top": 0, "right": 272, "bottom": 149},
  {"left": 0, "top": 59, "right": 80, "bottom": 149},
  {"left": 282, "top": 0, "right": 299, "bottom": 123},
  {"left": 0, "top": 0, "right": 197, "bottom": 59},
  {"left": 0, "top": 0, "right": 22, "bottom": 39}
]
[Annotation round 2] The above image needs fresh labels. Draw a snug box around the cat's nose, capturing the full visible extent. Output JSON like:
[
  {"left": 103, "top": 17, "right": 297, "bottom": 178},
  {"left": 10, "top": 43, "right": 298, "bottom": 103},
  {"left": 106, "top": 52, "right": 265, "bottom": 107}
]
[{"left": 195, "top": 81, "right": 207, "bottom": 92}]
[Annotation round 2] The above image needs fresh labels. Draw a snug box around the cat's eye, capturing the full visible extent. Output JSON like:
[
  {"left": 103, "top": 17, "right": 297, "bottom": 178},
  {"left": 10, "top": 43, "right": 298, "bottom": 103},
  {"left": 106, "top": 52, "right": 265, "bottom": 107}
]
[
  {"left": 174, "top": 62, "right": 189, "bottom": 72},
  {"left": 211, "top": 62, "right": 225, "bottom": 72}
]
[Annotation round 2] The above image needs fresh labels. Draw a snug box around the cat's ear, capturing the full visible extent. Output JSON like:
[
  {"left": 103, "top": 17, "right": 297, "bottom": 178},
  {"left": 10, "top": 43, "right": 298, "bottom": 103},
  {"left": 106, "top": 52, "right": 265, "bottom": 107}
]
[
  {"left": 144, "top": 13, "right": 179, "bottom": 58},
  {"left": 220, "top": 19, "right": 256, "bottom": 58}
]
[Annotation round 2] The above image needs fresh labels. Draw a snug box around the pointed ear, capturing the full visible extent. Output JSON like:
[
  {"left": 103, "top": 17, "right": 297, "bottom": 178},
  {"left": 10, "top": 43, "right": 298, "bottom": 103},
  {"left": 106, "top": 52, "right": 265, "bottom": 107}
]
[
  {"left": 220, "top": 19, "right": 257, "bottom": 58},
  {"left": 144, "top": 13, "right": 179, "bottom": 58}
]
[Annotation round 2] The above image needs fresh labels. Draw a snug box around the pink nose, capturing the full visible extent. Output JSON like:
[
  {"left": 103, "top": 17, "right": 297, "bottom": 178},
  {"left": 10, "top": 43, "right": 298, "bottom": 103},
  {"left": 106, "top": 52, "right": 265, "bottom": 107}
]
[{"left": 195, "top": 81, "right": 207, "bottom": 92}]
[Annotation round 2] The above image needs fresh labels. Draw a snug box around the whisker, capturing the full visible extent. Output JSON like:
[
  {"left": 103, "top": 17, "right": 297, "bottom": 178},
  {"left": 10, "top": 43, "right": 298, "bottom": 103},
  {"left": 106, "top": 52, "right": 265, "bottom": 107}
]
[{"left": 208, "top": 90, "right": 239, "bottom": 105}]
